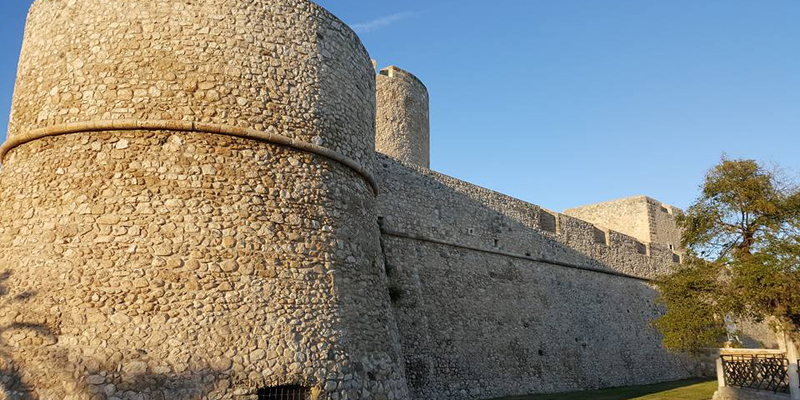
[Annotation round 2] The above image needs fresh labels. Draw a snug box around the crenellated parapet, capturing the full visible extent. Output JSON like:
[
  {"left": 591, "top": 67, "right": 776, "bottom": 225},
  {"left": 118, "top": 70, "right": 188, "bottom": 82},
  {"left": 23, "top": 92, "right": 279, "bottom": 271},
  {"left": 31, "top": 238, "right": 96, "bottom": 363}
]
[
  {"left": 375, "top": 156, "right": 682, "bottom": 282},
  {"left": 564, "top": 195, "right": 685, "bottom": 256}
]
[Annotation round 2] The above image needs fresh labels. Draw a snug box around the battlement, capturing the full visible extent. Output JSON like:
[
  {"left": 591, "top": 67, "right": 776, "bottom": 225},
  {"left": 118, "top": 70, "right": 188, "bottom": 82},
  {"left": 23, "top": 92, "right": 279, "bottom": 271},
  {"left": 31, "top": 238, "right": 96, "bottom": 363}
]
[
  {"left": 378, "top": 65, "right": 429, "bottom": 92},
  {"left": 376, "top": 155, "right": 683, "bottom": 281},
  {"left": 565, "top": 195, "right": 685, "bottom": 254}
]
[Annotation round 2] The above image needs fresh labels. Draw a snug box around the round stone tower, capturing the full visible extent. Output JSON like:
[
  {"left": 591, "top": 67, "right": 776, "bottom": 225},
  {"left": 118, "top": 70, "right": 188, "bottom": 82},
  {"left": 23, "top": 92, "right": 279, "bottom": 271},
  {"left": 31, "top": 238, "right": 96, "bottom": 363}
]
[
  {"left": 0, "top": 1, "right": 409, "bottom": 399},
  {"left": 375, "top": 66, "right": 431, "bottom": 168}
]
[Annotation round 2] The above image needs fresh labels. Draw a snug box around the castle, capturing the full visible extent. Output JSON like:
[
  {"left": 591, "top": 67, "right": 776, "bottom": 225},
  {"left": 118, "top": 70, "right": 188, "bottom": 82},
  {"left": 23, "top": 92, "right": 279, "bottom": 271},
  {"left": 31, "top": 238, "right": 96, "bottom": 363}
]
[{"left": 0, "top": 1, "right": 700, "bottom": 399}]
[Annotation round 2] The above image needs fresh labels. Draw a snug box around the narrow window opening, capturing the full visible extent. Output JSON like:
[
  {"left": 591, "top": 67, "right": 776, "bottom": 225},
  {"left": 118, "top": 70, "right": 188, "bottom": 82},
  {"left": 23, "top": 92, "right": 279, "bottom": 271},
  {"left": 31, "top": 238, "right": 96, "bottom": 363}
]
[
  {"left": 493, "top": 238, "right": 499, "bottom": 247},
  {"left": 257, "top": 386, "right": 309, "bottom": 400}
]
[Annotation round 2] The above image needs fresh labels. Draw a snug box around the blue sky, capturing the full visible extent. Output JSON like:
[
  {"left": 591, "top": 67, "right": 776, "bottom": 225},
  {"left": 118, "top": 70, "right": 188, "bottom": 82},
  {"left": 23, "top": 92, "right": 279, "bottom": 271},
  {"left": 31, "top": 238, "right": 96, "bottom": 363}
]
[{"left": 0, "top": 0, "right": 798, "bottom": 211}]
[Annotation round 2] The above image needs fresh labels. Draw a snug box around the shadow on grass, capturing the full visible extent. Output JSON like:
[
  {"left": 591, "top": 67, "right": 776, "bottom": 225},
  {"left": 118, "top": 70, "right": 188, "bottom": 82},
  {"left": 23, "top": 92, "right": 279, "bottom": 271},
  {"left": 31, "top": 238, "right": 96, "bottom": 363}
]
[{"left": 491, "top": 379, "right": 717, "bottom": 400}]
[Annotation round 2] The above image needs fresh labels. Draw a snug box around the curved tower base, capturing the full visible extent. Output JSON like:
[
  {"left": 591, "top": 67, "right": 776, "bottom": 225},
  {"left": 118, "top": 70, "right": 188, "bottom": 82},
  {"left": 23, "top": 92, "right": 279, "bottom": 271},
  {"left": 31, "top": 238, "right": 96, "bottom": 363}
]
[
  {"left": 0, "top": 0, "right": 410, "bottom": 398},
  {"left": 0, "top": 130, "right": 408, "bottom": 400}
]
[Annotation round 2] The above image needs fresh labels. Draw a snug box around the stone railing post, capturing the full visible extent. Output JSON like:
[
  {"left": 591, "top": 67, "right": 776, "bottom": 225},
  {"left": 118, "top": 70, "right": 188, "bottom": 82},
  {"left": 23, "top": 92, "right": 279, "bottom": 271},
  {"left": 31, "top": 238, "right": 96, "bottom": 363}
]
[
  {"left": 787, "top": 339, "right": 800, "bottom": 400},
  {"left": 716, "top": 355, "right": 726, "bottom": 389}
]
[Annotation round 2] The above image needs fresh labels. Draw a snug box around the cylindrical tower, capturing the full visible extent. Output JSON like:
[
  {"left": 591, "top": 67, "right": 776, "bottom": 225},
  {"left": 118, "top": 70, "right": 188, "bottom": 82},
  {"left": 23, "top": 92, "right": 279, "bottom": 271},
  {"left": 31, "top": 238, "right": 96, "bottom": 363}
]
[
  {"left": 0, "top": 1, "right": 409, "bottom": 399},
  {"left": 375, "top": 66, "right": 431, "bottom": 168}
]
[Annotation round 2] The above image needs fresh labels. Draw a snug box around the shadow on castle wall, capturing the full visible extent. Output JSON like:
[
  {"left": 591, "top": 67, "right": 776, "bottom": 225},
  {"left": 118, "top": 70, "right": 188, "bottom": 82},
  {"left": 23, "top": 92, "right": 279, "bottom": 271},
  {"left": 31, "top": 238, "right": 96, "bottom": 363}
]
[
  {"left": 0, "top": 270, "right": 220, "bottom": 400},
  {"left": 0, "top": 271, "right": 42, "bottom": 399},
  {"left": 0, "top": 154, "right": 695, "bottom": 400}
]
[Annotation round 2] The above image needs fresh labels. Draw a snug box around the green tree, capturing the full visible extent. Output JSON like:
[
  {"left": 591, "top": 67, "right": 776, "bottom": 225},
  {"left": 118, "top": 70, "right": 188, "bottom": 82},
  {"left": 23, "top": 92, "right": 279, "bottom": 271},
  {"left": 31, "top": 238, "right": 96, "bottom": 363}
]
[{"left": 653, "top": 158, "right": 800, "bottom": 354}]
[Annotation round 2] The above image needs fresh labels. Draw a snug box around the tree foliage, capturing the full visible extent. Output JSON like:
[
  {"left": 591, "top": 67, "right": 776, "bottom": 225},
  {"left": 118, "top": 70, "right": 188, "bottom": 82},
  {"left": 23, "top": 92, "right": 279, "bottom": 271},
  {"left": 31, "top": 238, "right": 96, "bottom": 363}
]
[{"left": 653, "top": 158, "right": 800, "bottom": 354}]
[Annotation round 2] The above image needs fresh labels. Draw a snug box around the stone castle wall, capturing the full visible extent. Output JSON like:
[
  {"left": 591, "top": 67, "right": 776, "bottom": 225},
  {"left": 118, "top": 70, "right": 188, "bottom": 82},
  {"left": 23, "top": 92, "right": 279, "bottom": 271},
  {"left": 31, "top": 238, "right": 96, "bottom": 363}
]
[
  {"left": 375, "top": 156, "right": 693, "bottom": 400},
  {"left": 375, "top": 66, "right": 431, "bottom": 168},
  {"left": 9, "top": 0, "right": 377, "bottom": 170},
  {"left": 646, "top": 198, "right": 684, "bottom": 253},
  {"left": 0, "top": 0, "right": 408, "bottom": 399},
  {"left": 564, "top": 196, "right": 654, "bottom": 246},
  {"left": 564, "top": 196, "right": 685, "bottom": 256},
  {"left": 1, "top": 1, "right": 705, "bottom": 399},
  {"left": 565, "top": 198, "right": 783, "bottom": 349}
]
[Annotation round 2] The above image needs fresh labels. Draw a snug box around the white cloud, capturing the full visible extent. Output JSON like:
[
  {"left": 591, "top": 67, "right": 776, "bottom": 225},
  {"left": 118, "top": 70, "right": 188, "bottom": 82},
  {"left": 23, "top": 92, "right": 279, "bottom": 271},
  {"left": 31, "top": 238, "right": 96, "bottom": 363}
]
[{"left": 352, "top": 12, "right": 414, "bottom": 34}]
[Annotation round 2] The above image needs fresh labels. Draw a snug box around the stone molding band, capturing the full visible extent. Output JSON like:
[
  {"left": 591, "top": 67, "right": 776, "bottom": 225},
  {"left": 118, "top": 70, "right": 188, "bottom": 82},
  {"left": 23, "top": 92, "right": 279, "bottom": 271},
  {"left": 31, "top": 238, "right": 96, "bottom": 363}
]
[
  {"left": 380, "top": 228, "right": 653, "bottom": 283},
  {"left": 0, "top": 119, "right": 379, "bottom": 194}
]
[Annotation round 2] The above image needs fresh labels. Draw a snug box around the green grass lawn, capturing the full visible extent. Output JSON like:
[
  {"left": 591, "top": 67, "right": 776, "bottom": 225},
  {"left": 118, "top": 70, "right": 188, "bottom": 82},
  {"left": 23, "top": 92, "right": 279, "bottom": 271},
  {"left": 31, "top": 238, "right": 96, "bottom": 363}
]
[{"left": 492, "top": 379, "right": 717, "bottom": 400}]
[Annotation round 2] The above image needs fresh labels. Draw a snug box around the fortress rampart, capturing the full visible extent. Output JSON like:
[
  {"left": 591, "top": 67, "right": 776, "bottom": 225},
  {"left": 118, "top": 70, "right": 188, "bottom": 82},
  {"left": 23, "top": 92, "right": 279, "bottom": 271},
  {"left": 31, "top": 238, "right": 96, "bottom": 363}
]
[
  {"left": 0, "top": 1, "right": 704, "bottom": 399},
  {"left": 375, "top": 156, "right": 693, "bottom": 399},
  {"left": 565, "top": 196, "right": 685, "bottom": 255}
]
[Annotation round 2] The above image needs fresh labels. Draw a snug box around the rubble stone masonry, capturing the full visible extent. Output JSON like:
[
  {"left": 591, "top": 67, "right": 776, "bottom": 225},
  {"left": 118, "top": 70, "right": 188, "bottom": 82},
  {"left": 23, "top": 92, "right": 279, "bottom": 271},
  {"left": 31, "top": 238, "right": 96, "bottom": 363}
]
[
  {"left": 375, "top": 66, "right": 430, "bottom": 168},
  {"left": 0, "top": 0, "right": 701, "bottom": 399},
  {"left": 0, "top": 0, "right": 408, "bottom": 399}
]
